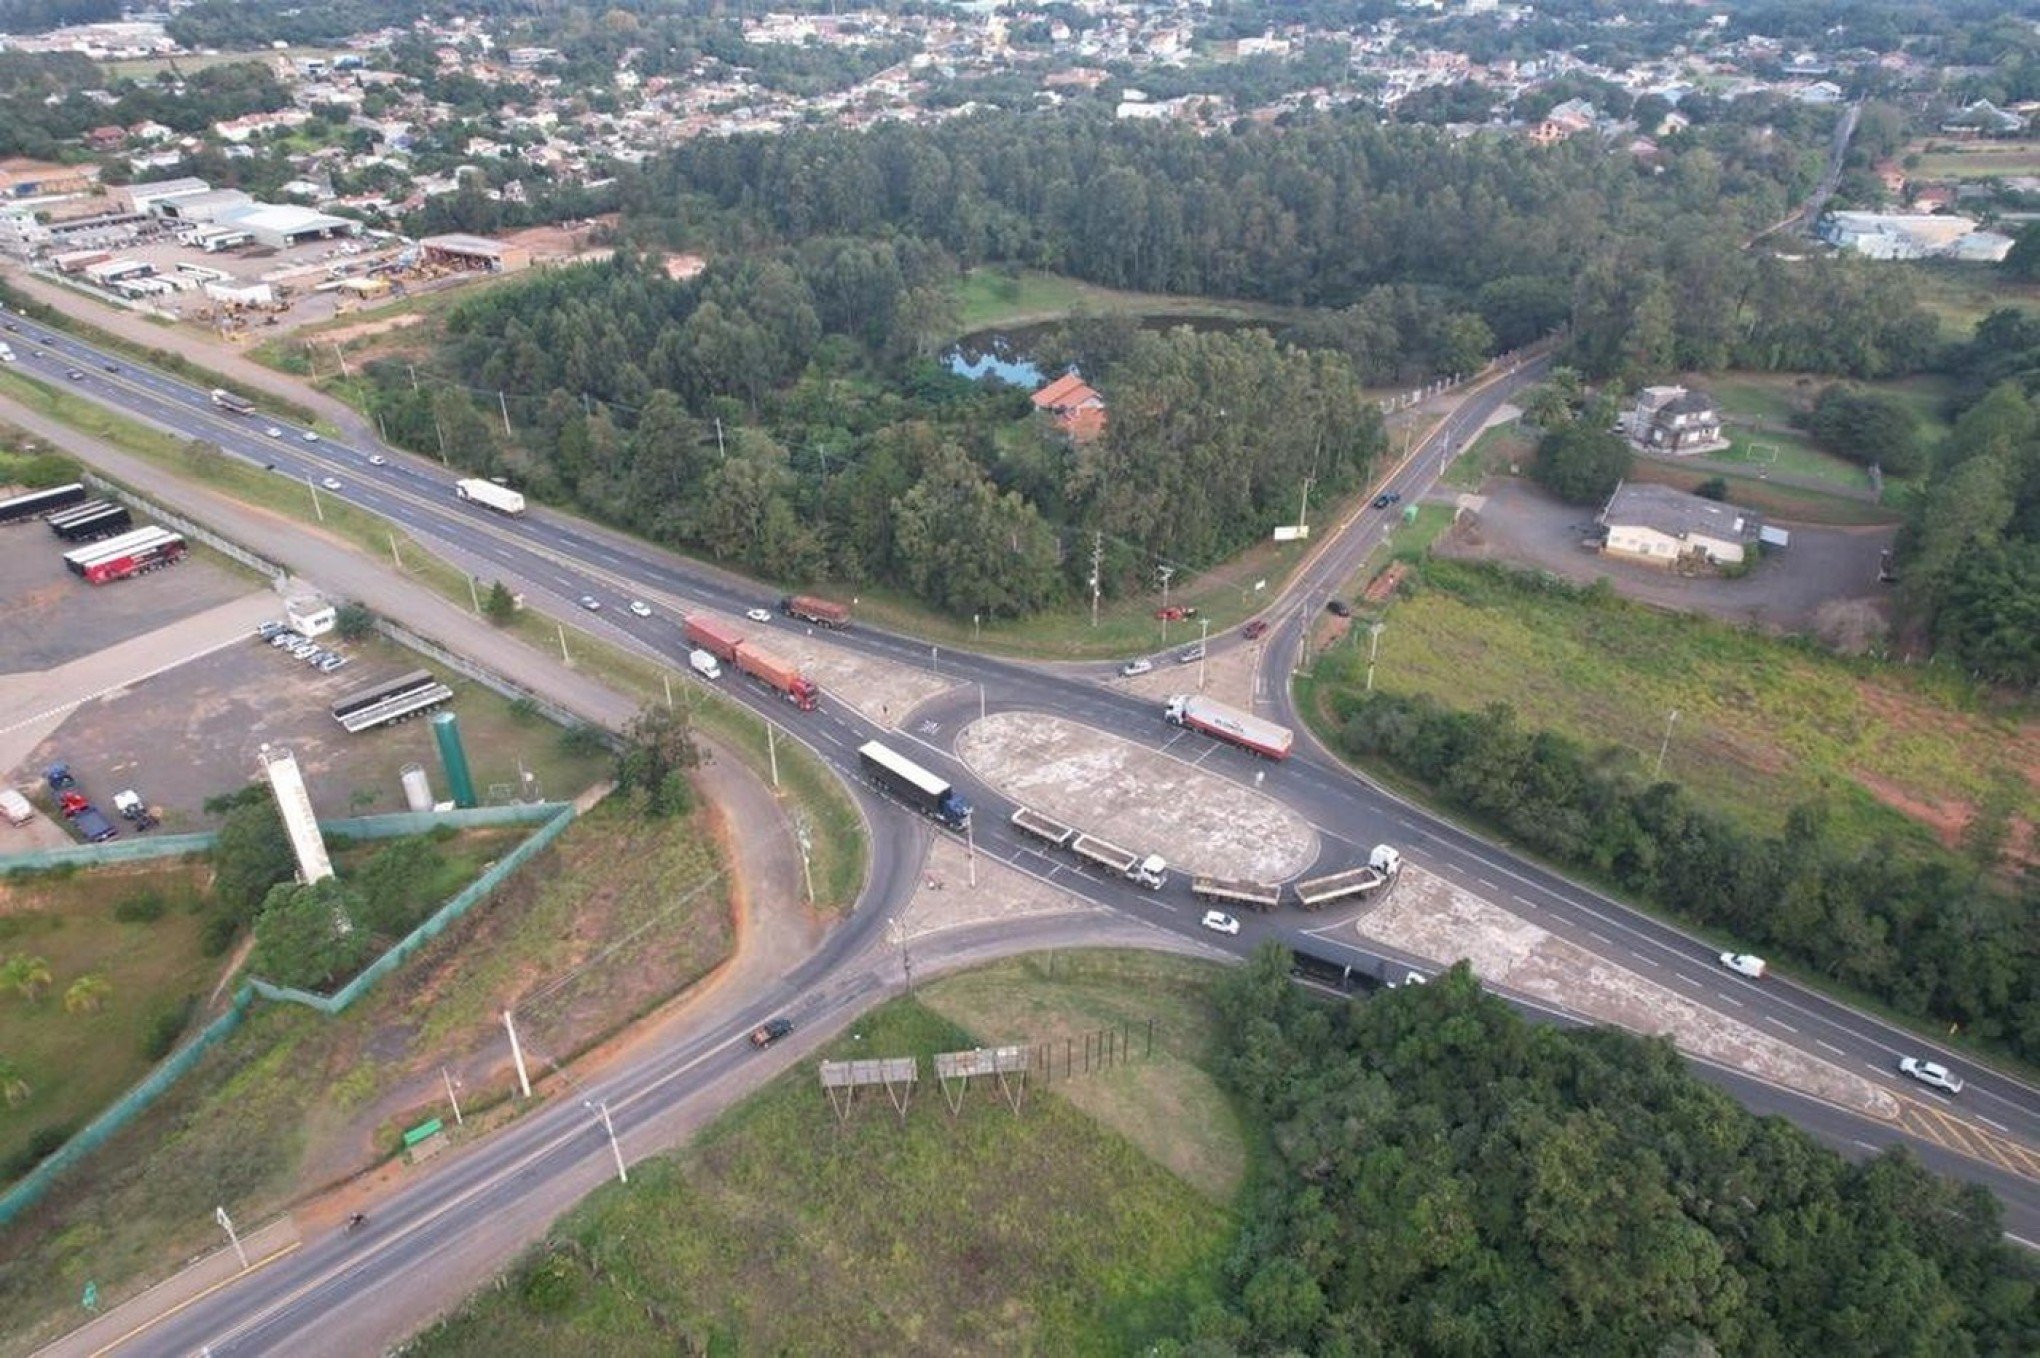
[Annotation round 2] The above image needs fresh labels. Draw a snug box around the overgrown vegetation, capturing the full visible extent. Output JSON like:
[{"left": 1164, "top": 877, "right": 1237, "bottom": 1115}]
[{"left": 1205, "top": 949, "right": 2039, "bottom": 1353}]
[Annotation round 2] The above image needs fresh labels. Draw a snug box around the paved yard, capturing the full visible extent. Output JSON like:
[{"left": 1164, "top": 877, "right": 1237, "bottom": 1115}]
[
  {"left": 955, "top": 710, "right": 1317, "bottom": 880},
  {"left": 1339, "top": 867, "right": 1901, "bottom": 1122},
  {"left": 1434, "top": 477, "right": 1896, "bottom": 644},
  {"left": 0, "top": 523, "right": 254, "bottom": 672}
]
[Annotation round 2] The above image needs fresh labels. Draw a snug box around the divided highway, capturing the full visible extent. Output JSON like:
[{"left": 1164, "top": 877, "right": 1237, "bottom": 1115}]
[{"left": 5, "top": 308, "right": 2038, "bottom": 1352}]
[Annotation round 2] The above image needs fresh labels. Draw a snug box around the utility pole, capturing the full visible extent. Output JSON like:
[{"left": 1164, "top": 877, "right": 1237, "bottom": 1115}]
[
  {"left": 331, "top": 343, "right": 349, "bottom": 379},
  {"left": 794, "top": 814, "right": 814, "bottom": 904},
  {"left": 966, "top": 816, "right": 977, "bottom": 888},
  {"left": 215, "top": 1206, "right": 249, "bottom": 1271},
  {"left": 442, "top": 1067, "right": 464, "bottom": 1126},
  {"left": 1089, "top": 532, "right": 1104, "bottom": 628},
  {"left": 1157, "top": 564, "right": 1176, "bottom": 643},
  {"left": 556, "top": 623, "right": 570, "bottom": 665},
  {"left": 1366, "top": 621, "right": 1385, "bottom": 692},
  {"left": 585, "top": 1100, "right": 627, "bottom": 1185},
  {"left": 307, "top": 475, "right": 325, "bottom": 523},
  {"left": 504, "top": 1010, "right": 533, "bottom": 1098},
  {"left": 407, "top": 363, "right": 419, "bottom": 392},
  {"left": 766, "top": 721, "right": 780, "bottom": 788},
  {"left": 1654, "top": 709, "right": 1680, "bottom": 779},
  {"left": 498, "top": 389, "right": 512, "bottom": 436},
  {"left": 713, "top": 416, "right": 726, "bottom": 461},
  {"left": 388, "top": 532, "right": 404, "bottom": 570},
  {"left": 466, "top": 574, "right": 481, "bottom": 614},
  {"left": 1197, "top": 617, "right": 1210, "bottom": 693}
]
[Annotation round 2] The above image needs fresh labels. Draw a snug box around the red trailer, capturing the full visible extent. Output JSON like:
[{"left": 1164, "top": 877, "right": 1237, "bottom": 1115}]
[
  {"left": 734, "top": 642, "right": 819, "bottom": 710},
  {"left": 780, "top": 594, "right": 851, "bottom": 628},
  {"left": 682, "top": 615, "right": 745, "bottom": 663},
  {"left": 67, "top": 528, "right": 186, "bottom": 584}
]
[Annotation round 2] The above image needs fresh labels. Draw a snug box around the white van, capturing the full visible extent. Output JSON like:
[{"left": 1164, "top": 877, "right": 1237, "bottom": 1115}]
[
  {"left": 689, "top": 648, "right": 722, "bottom": 681},
  {"left": 0, "top": 788, "right": 35, "bottom": 826},
  {"left": 0, "top": 342, "right": 14, "bottom": 362}
]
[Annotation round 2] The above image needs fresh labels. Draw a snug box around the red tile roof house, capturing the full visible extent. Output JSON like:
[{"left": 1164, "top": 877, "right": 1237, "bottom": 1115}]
[{"left": 1031, "top": 371, "right": 1107, "bottom": 442}]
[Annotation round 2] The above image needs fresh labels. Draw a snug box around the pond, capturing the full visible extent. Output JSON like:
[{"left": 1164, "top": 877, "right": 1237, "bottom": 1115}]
[{"left": 944, "top": 314, "right": 1269, "bottom": 388}]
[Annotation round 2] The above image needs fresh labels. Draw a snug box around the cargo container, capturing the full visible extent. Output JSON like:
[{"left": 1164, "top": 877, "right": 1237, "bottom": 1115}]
[
  {"left": 1163, "top": 694, "right": 1293, "bottom": 760},
  {"left": 858, "top": 740, "right": 971, "bottom": 829},
  {"left": 780, "top": 593, "right": 851, "bottom": 628},
  {"left": 453, "top": 478, "right": 526, "bottom": 515}
]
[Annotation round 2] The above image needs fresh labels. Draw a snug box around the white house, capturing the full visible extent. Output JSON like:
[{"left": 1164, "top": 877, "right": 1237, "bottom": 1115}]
[{"left": 1599, "top": 483, "right": 1762, "bottom": 569}]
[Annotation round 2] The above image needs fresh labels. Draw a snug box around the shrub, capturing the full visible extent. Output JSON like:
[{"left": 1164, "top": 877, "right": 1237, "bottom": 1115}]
[
  {"left": 141, "top": 994, "right": 197, "bottom": 1060},
  {"left": 113, "top": 891, "right": 168, "bottom": 923}
]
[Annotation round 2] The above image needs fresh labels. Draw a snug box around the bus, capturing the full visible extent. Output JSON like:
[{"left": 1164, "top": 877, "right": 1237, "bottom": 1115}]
[
  {"left": 0, "top": 483, "right": 88, "bottom": 526},
  {"left": 330, "top": 669, "right": 454, "bottom": 735}
]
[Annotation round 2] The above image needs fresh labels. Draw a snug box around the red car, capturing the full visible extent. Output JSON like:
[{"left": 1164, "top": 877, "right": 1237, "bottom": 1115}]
[
  {"left": 1154, "top": 605, "right": 1199, "bottom": 622},
  {"left": 58, "top": 791, "right": 90, "bottom": 819},
  {"left": 1241, "top": 619, "right": 1270, "bottom": 641}
]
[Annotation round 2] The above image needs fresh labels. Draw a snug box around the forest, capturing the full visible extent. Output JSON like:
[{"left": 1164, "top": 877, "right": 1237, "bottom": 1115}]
[
  {"left": 1199, "top": 950, "right": 2038, "bottom": 1355},
  {"left": 1320, "top": 577, "right": 2040, "bottom": 1064}
]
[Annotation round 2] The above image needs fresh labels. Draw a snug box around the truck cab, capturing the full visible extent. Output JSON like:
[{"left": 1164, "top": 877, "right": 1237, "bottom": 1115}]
[{"left": 1130, "top": 854, "right": 1168, "bottom": 890}]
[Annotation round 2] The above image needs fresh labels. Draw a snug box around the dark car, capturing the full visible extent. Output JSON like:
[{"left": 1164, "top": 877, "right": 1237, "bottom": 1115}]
[
  {"left": 1326, "top": 598, "right": 1353, "bottom": 617},
  {"left": 1372, "top": 491, "right": 1402, "bottom": 509},
  {"left": 750, "top": 1017, "right": 794, "bottom": 1048},
  {"left": 101, "top": 361, "right": 118, "bottom": 373},
  {"left": 1241, "top": 619, "right": 1269, "bottom": 641}
]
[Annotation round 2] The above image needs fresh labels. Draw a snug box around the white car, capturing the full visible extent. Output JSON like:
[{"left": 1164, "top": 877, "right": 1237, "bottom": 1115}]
[
  {"left": 1200, "top": 910, "right": 1241, "bottom": 936},
  {"left": 628, "top": 600, "right": 652, "bottom": 618},
  {"left": 368, "top": 454, "right": 387, "bottom": 466},
  {"left": 1120, "top": 657, "right": 1154, "bottom": 677},
  {"left": 321, "top": 477, "right": 342, "bottom": 490},
  {"left": 265, "top": 426, "right": 283, "bottom": 438},
  {"left": 579, "top": 595, "right": 602, "bottom": 612},
  {"left": 1898, "top": 1057, "right": 1963, "bottom": 1095},
  {"left": 1718, "top": 952, "right": 1767, "bottom": 979},
  {"left": 301, "top": 430, "right": 320, "bottom": 442},
  {"left": 746, "top": 607, "right": 772, "bottom": 623},
  {"left": 1175, "top": 644, "right": 1205, "bottom": 665}
]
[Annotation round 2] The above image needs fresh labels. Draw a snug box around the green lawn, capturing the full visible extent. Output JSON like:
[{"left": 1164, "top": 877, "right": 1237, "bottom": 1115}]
[
  {"left": 949, "top": 267, "right": 1295, "bottom": 335},
  {"left": 1906, "top": 139, "right": 2040, "bottom": 181},
  {"left": 1343, "top": 560, "right": 2036, "bottom": 853},
  {"left": 1443, "top": 421, "right": 1534, "bottom": 490},
  {"left": 0, "top": 865, "right": 216, "bottom": 1183},
  {"left": 1625, "top": 461, "right": 1901, "bottom": 526},
  {"left": 410, "top": 955, "right": 1242, "bottom": 1357}
]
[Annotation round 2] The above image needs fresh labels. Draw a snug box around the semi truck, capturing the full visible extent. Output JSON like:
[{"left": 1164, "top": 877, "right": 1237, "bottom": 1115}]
[
  {"left": 1163, "top": 695, "right": 1293, "bottom": 761},
  {"left": 858, "top": 740, "right": 971, "bottom": 830},
  {"left": 1292, "top": 845, "right": 1401, "bottom": 910},
  {"left": 454, "top": 479, "right": 526, "bottom": 516},
  {"left": 209, "top": 388, "right": 255, "bottom": 415},
  {"left": 1009, "top": 806, "right": 1076, "bottom": 849},
  {"left": 1071, "top": 833, "right": 1168, "bottom": 889},
  {"left": 780, "top": 594, "right": 851, "bottom": 628},
  {"left": 1192, "top": 875, "right": 1283, "bottom": 912},
  {"left": 62, "top": 526, "right": 186, "bottom": 583},
  {"left": 1288, "top": 946, "right": 1426, "bottom": 992},
  {"left": 683, "top": 616, "right": 819, "bottom": 710}
]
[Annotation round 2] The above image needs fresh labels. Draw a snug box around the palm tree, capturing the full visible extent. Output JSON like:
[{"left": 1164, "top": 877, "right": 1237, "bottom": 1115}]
[
  {"left": 64, "top": 974, "right": 112, "bottom": 1015},
  {"left": 1, "top": 954, "right": 53, "bottom": 1003},
  {"left": 0, "top": 1056, "right": 30, "bottom": 1108}
]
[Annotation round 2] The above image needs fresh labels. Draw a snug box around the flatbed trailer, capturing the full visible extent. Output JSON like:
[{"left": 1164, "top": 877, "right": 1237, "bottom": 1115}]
[
  {"left": 1009, "top": 806, "right": 1076, "bottom": 848},
  {"left": 1192, "top": 875, "right": 1283, "bottom": 911},
  {"left": 1292, "top": 866, "right": 1389, "bottom": 910}
]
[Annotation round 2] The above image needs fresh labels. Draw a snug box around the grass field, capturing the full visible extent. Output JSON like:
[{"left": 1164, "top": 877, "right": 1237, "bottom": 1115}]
[
  {"left": 1906, "top": 260, "right": 2040, "bottom": 333},
  {"left": 0, "top": 864, "right": 215, "bottom": 1181},
  {"left": 1906, "top": 138, "right": 2040, "bottom": 181},
  {"left": 0, "top": 802, "right": 733, "bottom": 1354},
  {"left": 1444, "top": 421, "right": 1535, "bottom": 489},
  {"left": 950, "top": 267, "right": 1295, "bottom": 335},
  {"left": 1338, "top": 561, "right": 2037, "bottom": 854},
  {"left": 410, "top": 953, "right": 1242, "bottom": 1357}
]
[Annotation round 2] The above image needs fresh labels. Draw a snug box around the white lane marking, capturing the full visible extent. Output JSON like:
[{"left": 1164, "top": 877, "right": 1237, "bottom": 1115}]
[
  {"left": 1975, "top": 1114, "right": 2009, "bottom": 1134},
  {"left": 1715, "top": 992, "right": 1744, "bottom": 1008},
  {"left": 1588, "top": 930, "right": 1612, "bottom": 945},
  {"left": 1763, "top": 1016, "right": 1798, "bottom": 1034},
  {"left": 1635, "top": 954, "right": 1660, "bottom": 968},
  {"left": 1818, "top": 1040, "right": 1846, "bottom": 1057}
]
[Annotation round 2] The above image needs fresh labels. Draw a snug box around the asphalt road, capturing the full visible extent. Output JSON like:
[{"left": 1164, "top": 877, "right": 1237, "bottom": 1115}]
[{"left": 4, "top": 310, "right": 2037, "bottom": 1353}]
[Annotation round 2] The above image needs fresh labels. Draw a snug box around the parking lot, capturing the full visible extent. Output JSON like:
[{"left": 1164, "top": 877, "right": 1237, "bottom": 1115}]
[{"left": 955, "top": 710, "right": 1317, "bottom": 881}]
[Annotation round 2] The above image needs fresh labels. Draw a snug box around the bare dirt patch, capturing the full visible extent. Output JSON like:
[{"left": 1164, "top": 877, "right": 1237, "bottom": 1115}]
[
  {"left": 321, "top": 312, "right": 426, "bottom": 346},
  {"left": 1344, "top": 867, "right": 1902, "bottom": 1122},
  {"left": 955, "top": 710, "right": 1317, "bottom": 880}
]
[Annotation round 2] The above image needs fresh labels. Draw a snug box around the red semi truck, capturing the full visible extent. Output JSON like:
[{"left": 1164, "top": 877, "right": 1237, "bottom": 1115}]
[
  {"left": 780, "top": 594, "right": 851, "bottom": 628},
  {"left": 682, "top": 616, "right": 819, "bottom": 711}
]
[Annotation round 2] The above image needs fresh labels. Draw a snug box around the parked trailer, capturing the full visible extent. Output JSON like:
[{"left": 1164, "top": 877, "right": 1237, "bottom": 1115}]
[
  {"left": 66, "top": 528, "right": 186, "bottom": 584},
  {"left": 858, "top": 740, "right": 971, "bottom": 829},
  {"left": 44, "top": 498, "right": 113, "bottom": 531},
  {"left": 48, "top": 502, "right": 132, "bottom": 542},
  {"left": 1163, "top": 694, "right": 1293, "bottom": 760},
  {"left": 0, "top": 482, "right": 87, "bottom": 526},
  {"left": 733, "top": 642, "right": 819, "bottom": 711},
  {"left": 780, "top": 593, "right": 851, "bottom": 628},
  {"left": 1071, "top": 833, "right": 1168, "bottom": 889},
  {"left": 330, "top": 668, "right": 454, "bottom": 734},
  {"left": 1192, "top": 876, "right": 1283, "bottom": 911},
  {"left": 453, "top": 478, "right": 527, "bottom": 516},
  {"left": 1292, "top": 845, "right": 1402, "bottom": 910},
  {"left": 1009, "top": 806, "right": 1076, "bottom": 849}
]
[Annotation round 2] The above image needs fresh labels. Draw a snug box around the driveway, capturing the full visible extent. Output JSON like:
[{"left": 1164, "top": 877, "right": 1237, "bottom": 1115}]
[{"left": 1434, "top": 477, "right": 1896, "bottom": 645}]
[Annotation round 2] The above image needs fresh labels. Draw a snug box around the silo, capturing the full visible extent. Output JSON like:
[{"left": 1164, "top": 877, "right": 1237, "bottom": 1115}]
[
  {"left": 400, "top": 763, "right": 434, "bottom": 813},
  {"left": 431, "top": 711, "right": 478, "bottom": 808}
]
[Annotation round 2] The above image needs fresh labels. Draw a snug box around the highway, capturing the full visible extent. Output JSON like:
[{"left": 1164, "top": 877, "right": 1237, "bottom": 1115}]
[{"left": 3, "top": 305, "right": 2037, "bottom": 1352}]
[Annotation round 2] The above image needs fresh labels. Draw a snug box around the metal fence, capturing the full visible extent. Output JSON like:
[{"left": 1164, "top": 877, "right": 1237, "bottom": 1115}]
[{"left": 0, "top": 802, "right": 575, "bottom": 1226}]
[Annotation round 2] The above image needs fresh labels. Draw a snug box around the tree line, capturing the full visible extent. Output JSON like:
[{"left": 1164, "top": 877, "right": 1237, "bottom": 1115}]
[
  {"left": 1195, "top": 948, "right": 2039, "bottom": 1354},
  {"left": 1315, "top": 566, "right": 2040, "bottom": 1064},
  {"left": 0, "top": 52, "right": 291, "bottom": 160}
]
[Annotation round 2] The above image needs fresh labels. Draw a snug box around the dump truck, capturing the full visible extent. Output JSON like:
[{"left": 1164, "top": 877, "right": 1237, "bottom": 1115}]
[
  {"left": 1292, "top": 845, "right": 1401, "bottom": 910},
  {"left": 858, "top": 740, "right": 971, "bottom": 829},
  {"left": 780, "top": 593, "right": 851, "bottom": 628},
  {"left": 1163, "top": 694, "right": 1293, "bottom": 760},
  {"left": 453, "top": 478, "right": 526, "bottom": 516},
  {"left": 1071, "top": 833, "right": 1168, "bottom": 889},
  {"left": 1192, "top": 875, "right": 1283, "bottom": 912},
  {"left": 1009, "top": 806, "right": 1076, "bottom": 849},
  {"left": 733, "top": 641, "right": 819, "bottom": 710}
]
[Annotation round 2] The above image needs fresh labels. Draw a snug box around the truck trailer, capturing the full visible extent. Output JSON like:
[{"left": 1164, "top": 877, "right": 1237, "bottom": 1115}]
[
  {"left": 1292, "top": 845, "right": 1401, "bottom": 910},
  {"left": 1192, "top": 876, "right": 1283, "bottom": 911},
  {"left": 858, "top": 740, "right": 971, "bottom": 829},
  {"left": 47, "top": 501, "right": 132, "bottom": 542},
  {"left": 453, "top": 479, "right": 527, "bottom": 516},
  {"left": 1163, "top": 694, "right": 1293, "bottom": 760},
  {"left": 209, "top": 388, "right": 255, "bottom": 415},
  {"left": 0, "top": 482, "right": 87, "bottom": 526},
  {"left": 63, "top": 527, "right": 185, "bottom": 583},
  {"left": 733, "top": 642, "right": 819, "bottom": 710},
  {"left": 780, "top": 594, "right": 851, "bottom": 628},
  {"left": 1009, "top": 806, "right": 1076, "bottom": 849},
  {"left": 1071, "top": 833, "right": 1168, "bottom": 889},
  {"left": 681, "top": 615, "right": 744, "bottom": 663}
]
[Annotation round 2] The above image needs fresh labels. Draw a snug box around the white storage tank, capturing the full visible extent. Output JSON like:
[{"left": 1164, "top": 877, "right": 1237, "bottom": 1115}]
[{"left": 400, "top": 763, "right": 434, "bottom": 813}]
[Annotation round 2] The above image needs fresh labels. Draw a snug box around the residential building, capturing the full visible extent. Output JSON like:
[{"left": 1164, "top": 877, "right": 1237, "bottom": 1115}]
[
  {"left": 1032, "top": 371, "right": 1107, "bottom": 443},
  {"left": 1625, "top": 385, "right": 1726, "bottom": 455},
  {"left": 1599, "top": 483, "right": 1762, "bottom": 570}
]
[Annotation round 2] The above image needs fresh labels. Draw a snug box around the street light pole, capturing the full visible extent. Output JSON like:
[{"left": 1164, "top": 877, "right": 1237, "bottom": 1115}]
[
  {"left": 1197, "top": 617, "right": 1210, "bottom": 693},
  {"left": 306, "top": 475, "right": 324, "bottom": 523},
  {"left": 1654, "top": 708, "right": 1680, "bottom": 779},
  {"left": 585, "top": 1100, "right": 627, "bottom": 1185},
  {"left": 215, "top": 1206, "right": 249, "bottom": 1271},
  {"left": 1366, "top": 621, "right": 1385, "bottom": 692}
]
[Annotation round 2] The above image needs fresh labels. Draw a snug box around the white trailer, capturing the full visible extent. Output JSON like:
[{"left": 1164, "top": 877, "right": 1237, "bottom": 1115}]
[{"left": 454, "top": 478, "right": 527, "bottom": 516}]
